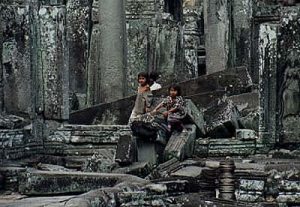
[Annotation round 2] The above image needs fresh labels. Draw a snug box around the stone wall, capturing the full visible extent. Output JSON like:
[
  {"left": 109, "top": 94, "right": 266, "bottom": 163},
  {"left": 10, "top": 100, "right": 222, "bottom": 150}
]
[{"left": 277, "top": 7, "right": 300, "bottom": 144}]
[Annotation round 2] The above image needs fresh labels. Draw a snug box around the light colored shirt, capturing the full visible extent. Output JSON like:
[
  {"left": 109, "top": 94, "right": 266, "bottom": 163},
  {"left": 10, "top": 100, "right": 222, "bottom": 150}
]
[{"left": 150, "top": 82, "right": 162, "bottom": 91}]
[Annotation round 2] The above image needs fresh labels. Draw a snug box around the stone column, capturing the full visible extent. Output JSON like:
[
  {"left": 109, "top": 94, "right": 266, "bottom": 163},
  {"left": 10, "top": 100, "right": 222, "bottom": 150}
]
[
  {"left": 38, "top": 5, "right": 69, "bottom": 120},
  {"left": 98, "top": 0, "right": 126, "bottom": 103},
  {"left": 231, "top": 0, "right": 252, "bottom": 68},
  {"left": 66, "top": 0, "right": 90, "bottom": 110},
  {"left": 0, "top": 7, "right": 3, "bottom": 112},
  {"left": 1, "top": 4, "right": 32, "bottom": 114},
  {"left": 204, "top": 0, "right": 229, "bottom": 74},
  {"left": 257, "top": 23, "right": 278, "bottom": 149}
]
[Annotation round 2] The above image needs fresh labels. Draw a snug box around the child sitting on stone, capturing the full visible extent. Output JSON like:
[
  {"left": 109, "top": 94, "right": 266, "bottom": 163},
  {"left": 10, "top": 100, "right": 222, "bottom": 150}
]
[{"left": 152, "top": 84, "right": 186, "bottom": 133}]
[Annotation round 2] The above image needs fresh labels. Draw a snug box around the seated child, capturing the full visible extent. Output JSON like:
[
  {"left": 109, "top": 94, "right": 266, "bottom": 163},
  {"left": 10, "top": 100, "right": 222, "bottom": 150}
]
[{"left": 152, "top": 84, "right": 186, "bottom": 133}]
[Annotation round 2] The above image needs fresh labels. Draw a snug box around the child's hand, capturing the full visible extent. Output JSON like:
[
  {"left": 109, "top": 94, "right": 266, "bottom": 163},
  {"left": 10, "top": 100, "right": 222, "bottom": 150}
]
[
  {"left": 150, "top": 109, "right": 157, "bottom": 115},
  {"left": 162, "top": 111, "right": 169, "bottom": 117}
]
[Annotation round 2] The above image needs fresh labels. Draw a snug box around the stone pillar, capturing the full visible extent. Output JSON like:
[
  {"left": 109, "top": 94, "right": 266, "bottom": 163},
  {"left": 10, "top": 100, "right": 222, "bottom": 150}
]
[
  {"left": 183, "top": 6, "right": 201, "bottom": 78},
  {"left": 257, "top": 23, "right": 278, "bottom": 148},
  {"left": 98, "top": 0, "right": 126, "bottom": 103},
  {"left": 231, "top": 0, "right": 252, "bottom": 68},
  {"left": 0, "top": 7, "right": 3, "bottom": 112},
  {"left": 204, "top": 0, "right": 229, "bottom": 74},
  {"left": 1, "top": 4, "right": 32, "bottom": 114},
  {"left": 38, "top": 5, "right": 69, "bottom": 120},
  {"left": 66, "top": 0, "right": 90, "bottom": 109}
]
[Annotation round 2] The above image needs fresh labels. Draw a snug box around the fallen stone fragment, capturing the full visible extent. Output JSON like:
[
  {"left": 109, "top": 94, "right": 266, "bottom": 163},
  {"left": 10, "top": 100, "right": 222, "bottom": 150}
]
[
  {"left": 19, "top": 170, "right": 148, "bottom": 195},
  {"left": 164, "top": 124, "right": 196, "bottom": 161},
  {"left": 115, "top": 134, "right": 137, "bottom": 165}
]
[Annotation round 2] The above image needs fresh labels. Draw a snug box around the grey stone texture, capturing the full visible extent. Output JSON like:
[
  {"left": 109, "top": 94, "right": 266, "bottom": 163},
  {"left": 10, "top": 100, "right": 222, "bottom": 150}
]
[
  {"left": 204, "top": 0, "right": 229, "bottom": 74},
  {"left": 66, "top": 0, "right": 89, "bottom": 108},
  {"left": 1, "top": 5, "right": 32, "bottom": 115},
  {"left": 97, "top": 0, "right": 126, "bottom": 103},
  {"left": 19, "top": 169, "right": 147, "bottom": 195},
  {"left": 277, "top": 7, "right": 300, "bottom": 144},
  {"left": 164, "top": 124, "right": 196, "bottom": 161}
]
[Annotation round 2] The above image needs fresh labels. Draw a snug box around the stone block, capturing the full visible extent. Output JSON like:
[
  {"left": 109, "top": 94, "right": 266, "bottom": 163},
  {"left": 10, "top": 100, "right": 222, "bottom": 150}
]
[
  {"left": 171, "top": 166, "right": 203, "bottom": 178},
  {"left": 239, "top": 179, "right": 265, "bottom": 191},
  {"left": 113, "top": 162, "right": 151, "bottom": 177},
  {"left": 185, "top": 100, "right": 206, "bottom": 136},
  {"left": 204, "top": 99, "right": 239, "bottom": 138},
  {"left": 164, "top": 124, "right": 196, "bottom": 161},
  {"left": 194, "top": 138, "right": 256, "bottom": 157},
  {"left": 1, "top": 5, "right": 32, "bottom": 115},
  {"left": 19, "top": 170, "right": 146, "bottom": 195},
  {"left": 115, "top": 134, "right": 137, "bottom": 165},
  {"left": 137, "top": 139, "right": 158, "bottom": 166},
  {"left": 236, "top": 129, "right": 257, "bottom": 140}
]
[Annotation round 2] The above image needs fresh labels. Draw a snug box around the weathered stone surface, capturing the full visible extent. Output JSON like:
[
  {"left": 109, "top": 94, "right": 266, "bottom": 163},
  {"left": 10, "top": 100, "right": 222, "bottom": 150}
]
[
  {"left": 98, "top": 0, "right": 126, "bottom": 103},
  {"left": 185, "top": 100, "right": 205, "bottom": 136},
  {"left": 171, "top": 166, "right": 203, "bottom": 178},
  {"left": 86, "top": 24, "right": 101, "bottom": 106},
  {"left": 148, "top": 22, "right": 180, "bottom": 84},
  {"left": 115, "top": 134, "right": 137, "bottom": 165},
  {"left": 19, "top": 170, "right": 147, "bottom": 195},
  {"left": 1, "top": 5, "right": 32, "bottom": 115},
  {"left": 228, "top": 92, "right": 259, "bottom": 131},
  {"left": 0, "top": 167, "right": 26, "bottom": 192},
  {"left": 277, "top": 7, "right": 300, "bottom": 144},
  {"left": 137, "top": 139, "right": 159, "bottom": 166},
  {"left": 183, "top": 5, "right": 203, "bottom": 77},
  {"left": 66, "top": 0, "right": 89, "bottom": 109},
  {"left": 126, "top": 19, "right": 151, "bottom": 95},
  {"left": 47, "top": 124, "right": 131, "bottom": 144},
  {"left": 0, "top": 114, "right": 29, "bottom": 129},
  {"left": 204, "top": 99, "right": 239, "bottom": 138},
  {"left": 231, "top": 0, "right": 252, "bottom": 69},
  {"left": 0, "top": 129, "right": 30, "bottom": 160},
  {"left": 113, "top": 162, "right": 151, "bottom": 177},
  {"left": 82, "top": 151, "right": 117, "bottom": 173},
  {"left": 0, "top": 195, "right": 74, "bottom": 207},
  {"left": 236, "top": 129, "right": 257, "bottom": 140},
  {"left": 71, "top": 95, "right": 136, "bottom": 125},
  {"left": 38, "top": 6, "right": 69, "bottom": 120},
  {"left": 164, "top": 124, "right": 196, "bottom": 161},
  {"left": 195, "top": 138, "right": 256, "bottom": 157},
  {"left": 153, "top": 67, "right": 252, "bottom": 97},
  {"left": 204, "top": 0, "right": 229, "bottom": 74},
  {"left": 257, "top": 22, "right": 278, "bottom": 146}
]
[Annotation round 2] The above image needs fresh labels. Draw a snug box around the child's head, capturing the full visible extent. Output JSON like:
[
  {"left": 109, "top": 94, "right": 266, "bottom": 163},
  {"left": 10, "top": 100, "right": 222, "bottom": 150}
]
[
  {"left": 149, "top": 72, "right": 160, "bottom": 85},
  {"left": 168, "top": 84, "right": 181, "bottom": 98},
  {"left": 137, "top": 72, "right": 149, "bottom": 86}
]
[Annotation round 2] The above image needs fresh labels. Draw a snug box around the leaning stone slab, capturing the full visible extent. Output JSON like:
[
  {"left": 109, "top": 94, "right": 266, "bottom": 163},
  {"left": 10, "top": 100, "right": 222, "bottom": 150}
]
[
  {"left": 185, "top": 100, "right": 206, "bottom": 136},
  {"left": 115, "top": 134, "right": 137, "bottom": 165},
  {"left": 204, "top": 99, "right": 239, "bottom": 138},
  {"left": 19, "top": 170, "right": 147, "bottom": 195},
  {"left": 164, "top": 125, "right": 196, "bottom": 161}
]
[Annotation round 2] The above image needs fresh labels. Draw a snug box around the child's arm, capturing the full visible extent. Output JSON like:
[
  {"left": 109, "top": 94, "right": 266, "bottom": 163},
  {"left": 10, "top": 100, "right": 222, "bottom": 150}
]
[{"left": 152, "top": 101, "right": 164, "bottom": 113}]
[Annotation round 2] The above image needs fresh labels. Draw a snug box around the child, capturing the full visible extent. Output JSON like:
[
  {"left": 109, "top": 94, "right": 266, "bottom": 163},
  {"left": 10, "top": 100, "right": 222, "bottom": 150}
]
[
  {"left": 152, "top": 84, "right": 186, "bottom": 132},
  {"left": 129, "top": 72, "right": 152, "bottom": 123},
  {"left": 149, "top": 71, "right": 162, "bottom": 91}
]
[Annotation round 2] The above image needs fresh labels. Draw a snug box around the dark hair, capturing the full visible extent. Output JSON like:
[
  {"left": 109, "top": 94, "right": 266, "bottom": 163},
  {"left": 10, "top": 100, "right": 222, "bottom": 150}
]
[
  {"left": 168, "top": 84, "right": 181, "bottom": 96},
  {"left": 149, "top": 71, "right": 160, "bottom": 81},
  {"left": 138, "top": 72, "right": 149, "bottom": 83}
]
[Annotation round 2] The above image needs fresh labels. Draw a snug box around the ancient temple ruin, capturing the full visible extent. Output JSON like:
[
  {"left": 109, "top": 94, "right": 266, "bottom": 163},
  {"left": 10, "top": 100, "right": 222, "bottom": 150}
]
[{"left": 0, "top": 0, "right": 299, "bottom": 206}]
